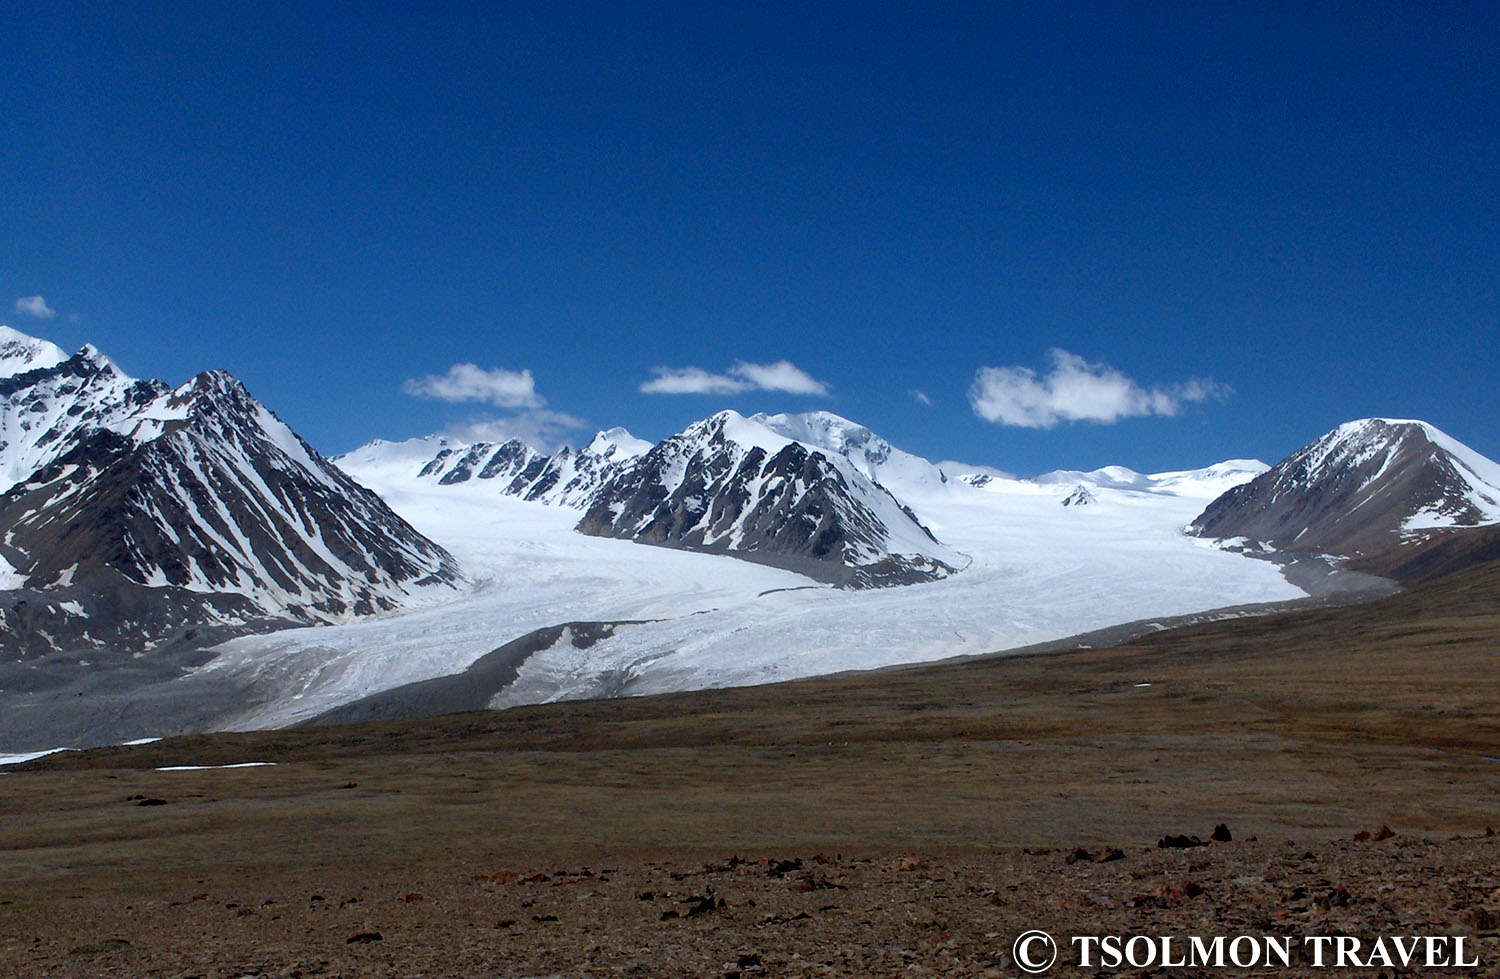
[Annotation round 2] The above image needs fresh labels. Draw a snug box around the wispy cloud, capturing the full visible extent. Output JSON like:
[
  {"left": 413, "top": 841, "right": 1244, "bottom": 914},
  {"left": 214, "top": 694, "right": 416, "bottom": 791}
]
[
  {"left": 909, "top": 388, "right": 932, "bottom": 406},
  {"left": 638, "top": 366, "right": 748, "bottom": 396},
  {"left": 444, "top": 409, "right": 589, "bottom": 452},
  {"left": 403, "top": 362, "right": 586, "bottom": 451},
  {"left": 968, "top": 349, "right": 1229, "bottom": 429},
  {"left": 403, "top": 363, "right": 542, "bottom": 408},
  {"left": 640, "top": 360, "right": 830, "bottom": 397},
  {"left": 13, "top": 296, "right": 55, "bottom": 319}
]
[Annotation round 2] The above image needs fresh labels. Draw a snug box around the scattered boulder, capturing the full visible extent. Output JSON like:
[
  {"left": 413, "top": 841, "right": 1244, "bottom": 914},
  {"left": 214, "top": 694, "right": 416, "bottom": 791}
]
[
  {"left": 1211, "top": 823, "right": 1233, "bottom": 842},
  {"left": 1157, "top": 834, "right": 1205, "bottom": 849},
  {"left": 684, "top": 893, "right": 725, "bottom": 917},
  {"left": 1462, "top": 907, "right": 1498, "bottom": 930}
]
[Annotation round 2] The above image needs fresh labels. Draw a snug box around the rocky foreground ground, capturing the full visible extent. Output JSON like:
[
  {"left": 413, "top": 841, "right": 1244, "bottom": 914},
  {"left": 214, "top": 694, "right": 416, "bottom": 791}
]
[{"left": 4, "top": 828, "right": 1497, "bottom": 978}]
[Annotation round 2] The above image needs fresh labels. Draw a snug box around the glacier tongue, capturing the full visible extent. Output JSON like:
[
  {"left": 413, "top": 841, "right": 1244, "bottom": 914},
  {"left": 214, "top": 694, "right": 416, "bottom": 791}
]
[{"left": 200, "top": 453, "right": 1308, "bottom": 730}]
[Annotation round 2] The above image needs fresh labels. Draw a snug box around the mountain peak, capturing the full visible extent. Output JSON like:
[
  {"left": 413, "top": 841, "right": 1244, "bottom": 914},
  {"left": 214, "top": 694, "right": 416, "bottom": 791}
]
[
  {"left": 1190, "top": 417, "right": 1500, "bottom": 555},
  {"left": 184, "top": 368, "right": 252, "bottom": 400},
  {"left": 587, "top": 426, "right": 652, "bottom": 458},
  {"left": 0, "top": 326, "right": 69, "bottom": 379},
  {"left": 577, "top": 410, "right": 958, "bottom": 587}
]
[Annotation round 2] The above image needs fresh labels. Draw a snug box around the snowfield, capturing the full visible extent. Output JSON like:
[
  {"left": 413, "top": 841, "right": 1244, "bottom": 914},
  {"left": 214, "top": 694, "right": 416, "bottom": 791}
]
[{"left": 199, "top": 456, "right": 1305, "bottom": 730}]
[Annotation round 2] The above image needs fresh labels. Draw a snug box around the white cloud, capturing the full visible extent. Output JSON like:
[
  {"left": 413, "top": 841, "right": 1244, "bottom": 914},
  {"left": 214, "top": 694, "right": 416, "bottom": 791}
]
[
  {"left": 14, "top": 296, "right": 55, "bottom": 319},
  {"left": 403, "top": 363, "right": 542, "bottom": 408},
  {"left": 730, "top": 360, "right": 829, "bottom": 396},
  {"left": 909, "top": 389, "right": 932, "bottom": 406},
  {"left": 640, "top": 360, "right": 830, "bottom": 397},
  {"left": 968, "top": 349, "right": 1229, "bottom": 428},
  {"left": 639, "top": 366, "right": 750, "bottom": 396},
  {"left": 445, "top": 409, "right": 589, "bottom": 453}
]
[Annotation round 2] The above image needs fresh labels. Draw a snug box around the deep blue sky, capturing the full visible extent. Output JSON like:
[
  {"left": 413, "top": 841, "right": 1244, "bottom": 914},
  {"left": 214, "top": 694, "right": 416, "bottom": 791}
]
[{"left": 3, "top": 2, "right": 1496, "bottom": 474}]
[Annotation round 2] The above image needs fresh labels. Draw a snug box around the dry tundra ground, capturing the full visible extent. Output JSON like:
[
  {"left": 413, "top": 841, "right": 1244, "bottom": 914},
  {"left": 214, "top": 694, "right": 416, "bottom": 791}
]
[{"left": 1, "top": 562, "right": 1498, "bottom": 976}]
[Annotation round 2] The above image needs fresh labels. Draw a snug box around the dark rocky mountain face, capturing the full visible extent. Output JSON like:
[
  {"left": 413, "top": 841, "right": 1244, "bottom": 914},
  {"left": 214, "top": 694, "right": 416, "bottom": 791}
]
[
  {"left": 1189, "top": 418, "right": 1500, "bottom": 558},
  {"left": 0, "top": 345, "right": 460, "bottom": 659},
  {"left": 575, "top": 412, "right": 957, "bottom": 587},
  {"left": 1061, "top": 485, "right": 1097, "bottom": 507}
]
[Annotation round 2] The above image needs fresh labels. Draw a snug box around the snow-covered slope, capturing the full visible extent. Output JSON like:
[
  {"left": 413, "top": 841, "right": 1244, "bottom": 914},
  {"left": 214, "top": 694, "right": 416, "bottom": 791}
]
[
  {"left": 1190, "top": 418, "right": 1500, "bottom": 556},
  {"left": 751, "top": 410, "right": 956, "bottom": 500},
  {"left": 0, "top": 330, "right": 460, "bottom": 656},
  {"left": 0, "top": 324, "right": 68, "bottom": 378},
  {"left": 577, "top": 411, "right": 960, "bottom": 587},
  {"left": 1031, "top": 460, "right": 1269, "bottom": 499},
  {"left": 0, "top": 343, "right": 170, "bottom": 492}
]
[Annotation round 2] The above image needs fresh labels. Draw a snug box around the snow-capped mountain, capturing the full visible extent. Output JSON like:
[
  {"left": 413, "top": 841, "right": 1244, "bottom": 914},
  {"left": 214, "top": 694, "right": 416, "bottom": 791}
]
[
  {"left": 750, "top": 410, "right": 955, "bottom": 500},
  {"left": 1031, "top": 460, "right": 1270, "bottom": 499},
  {"left": 0, "top": 340, "right": 172, "bottom": 492},
  {"left": 1189, "top": 418, "right": 1500, "bottom": 556},
  {"left": 1061, "top": 485, "right": 1097, "bottom": 507},
  {"left": 0, "top": 329, "right": 460, "bottom": 656},
  {"left": 576, "top": 410, "right": 960, "bottom": 587},
  {"left": 952, "top": 459, "right": 1267, "bottom": 505},
  {"left": 336, "top": 426, "right": 651, "bottom": 509}
]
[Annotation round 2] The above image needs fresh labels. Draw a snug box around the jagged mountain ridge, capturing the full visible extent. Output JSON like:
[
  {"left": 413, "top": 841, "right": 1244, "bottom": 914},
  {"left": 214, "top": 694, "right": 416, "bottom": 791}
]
[
  {"left": 0, "top": 342, "right": 171, "bottom": 492},
  {"left": 0, "top": 329, "right": 461, "bottom": 657},
  {"left": 340, "top": 411, "right": 961, "bottom": 588},
  {"left": 1189, "top": 418, "right": 1500, "bottom": 557},
  {"left": 336, "top": 427, "right": 652, "bottom": 508}
]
